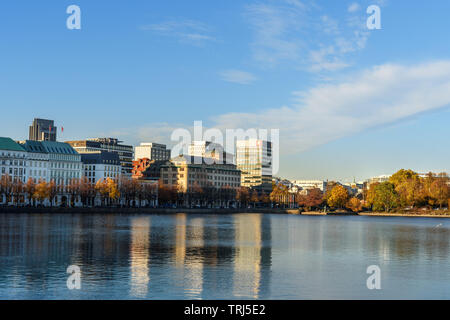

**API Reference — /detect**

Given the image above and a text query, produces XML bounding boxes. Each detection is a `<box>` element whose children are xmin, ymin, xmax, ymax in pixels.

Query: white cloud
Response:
<box><xmin>212</xmin><ymin>61</ymin><xmax>450</xmax><ymax>154</ymax></box>
<box><xmin>220</xmin><ymin>69</ymin><xmax>257</xmax><ymax>85</ymax></box>
<box><xmin>245</xmin><ymin>0</ymin><xmax>372</xmax><ymax>72</ymax></box>
<box><xmin>140</xmin><ymin>19</ymin><xmax>215</xmax><ymax>45</ymax></box>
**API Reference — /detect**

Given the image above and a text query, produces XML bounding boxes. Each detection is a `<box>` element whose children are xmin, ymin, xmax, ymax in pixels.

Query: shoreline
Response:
<box><xmin>0</xmin><ymin>206</ymin><xmax>294</xmax><ymax>215</ymax></box>
<box><xmin>0</xmin><ymin>207</ymin><xmax>448</xmax><ymax>218</ymax></box>
<box><xmin>358</xmin><ymin>212</ymin><xmax>450</xmax><ymax>218</ymax></box>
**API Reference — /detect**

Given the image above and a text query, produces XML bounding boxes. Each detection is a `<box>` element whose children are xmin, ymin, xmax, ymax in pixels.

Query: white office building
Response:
<box><xmin>81</xmin><ymin>151</ymin><xmax>122</xmax><ymax>184</ymax></box>
<box><xmin>236</xmin><ymin>139</ymin><xmax>272</xmax><ymax>192</ymax></box>
<box><xmin>134</xmin><ymin>142</ymin><xmax>171</xmax><ymax>161</ymax></box>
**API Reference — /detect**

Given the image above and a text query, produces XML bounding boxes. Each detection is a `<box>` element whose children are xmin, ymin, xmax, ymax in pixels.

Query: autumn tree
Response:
<box><xmin>346</xmin><ymin>197</ymin><xmax>363</xmax><ymax>213</ymax></box>
<box><xmin>0</xmin><ymin>174</ymin><xmax>12</xmax><ymax>204</ymax></box>
<box><xmin>298</xmin><ymin>188</ymin><xmax>324</xmax><ymax>210</ymax></box>
<box><xmin>389</xmin><ymin>169</ymin><xmax>425</xmax><ymax>208</ymax></box>
<box><xmin>236</xmin><ymin>187</ymin><xmax>250</xmax><ymax>208</ymax></box>
<box><xmin>95</xmin><ymin>179</ymin><xmax>109</xmax><ymax>206</ymax></box>
<box><xmin>428</xmin><ymin>173</ymin><xmax>449</xmax><ymax>209</ymax></box>
<box><xmin>48</xmin><ymin>180</ymin><xmax>58</xmax><ymax>207</ymax></box>
<box><xmin>24</xmin><ymin>178</ymin><xmax>36</xmax><ymax>206</ymax></box>
<box><xmin>33</xmin><ymin>180</ymin><xmax>50</xmax><ymax>205</ymax></box>
<box><xmin>327</xmin><ymin>185</ymin><xmax>349</xmax><ymax>209</ymax></box>
<box><xmin>79</xmin><ymin>177</ymin><xmax>95</xmax><ymax>207</ymax></box>
<box><xmin>260</xmin><ymin>191</ymin><xmax>270</xmax><ymax>206</ymax></box>
<box><xmin>107</xmin><ymin>178</ymin><xmax>120</xmax><ymax>205</ymax></box>
<box><xmin>11</xmin><ymin>179</ymin><xmax>24</xmax><ymax>205</ymax></box>
<box><xmin>251</xmin><ymin>190</ymin><xmax>259</xmax><ymax>206</ymax></box>
<box><xmin>67</xmin><ymin>178</ymin><xmax>81</xmax><ymax>207</ymax></box>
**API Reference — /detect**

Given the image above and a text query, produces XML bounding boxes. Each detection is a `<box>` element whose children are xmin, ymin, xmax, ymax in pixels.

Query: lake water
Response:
<box><xmin>0</xmin><ymin>213</ymin><xmax>449</xmax><ymax>300</ymax></box>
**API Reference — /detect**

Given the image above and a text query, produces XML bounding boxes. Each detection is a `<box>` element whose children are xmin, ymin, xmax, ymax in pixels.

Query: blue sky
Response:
<box><xmin>0</xmin><ymin>0</ymin><xmax>449</xmax><ymax>181</ymax></box>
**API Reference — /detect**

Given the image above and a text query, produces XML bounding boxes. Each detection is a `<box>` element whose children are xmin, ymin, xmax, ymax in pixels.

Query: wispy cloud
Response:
<box><xmin>140</xmin><ymin>19</ymin><xmax>215</xmax><ymax>45</ymax></box>
<box><xmin>245</xmin><ymin>0</ymin><xmax>377</xmax><ymax>72</ymax></box>
<box><xmin>219</xmin><ymin>69</ymin><xmax>257</xmax><ymax>85</ymax></box>
<box><xmin>212</xmin><ymin>60</ymin><xmax>450</xmax><ymax>154</ymax></box>
<box><xmin>348</xmin><ymin>3</ymin><xmax>361</xmax><ymax>13</ymax></box>
<box><xmin>114</xmin><ymin>61</ymin><xmax>450</xmax><ymax>158</ymax></box>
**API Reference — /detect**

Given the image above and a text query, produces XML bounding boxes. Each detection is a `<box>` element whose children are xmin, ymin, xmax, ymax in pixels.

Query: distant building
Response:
<box><xmin>29</xmin><ymin>118</ymin><xmax>57</xmax><ymax>142</ymax></box>
<box><xmin>66</xmin><ymin>138</ymin><xmax>134</xmax><ymax>177</ymax></box>
<box><xmin>236</xmin><ymin>139</ymin><xmax>272</xmax><ymax>193</ymax></box>
<box><xmin>292</xmin><ymin>180</ymin><xmax>327</xmax><ymax>192</ymax></box>
<box><xmin>134</xmin><ymin>143</ymin><xmax>171</xmax><ymax>161</ymax></box>
<box><xmin>80</xmin><ymin>151</ymin><xmax>121</xmax><ymax>184</ymax></box>
<box><xmin>366</xmin><ymin>175</ymin><xmax>391</xmax><ymax>189</ymax></box>
<box><xmin>188</xmin><ymin>141</ymin><xmax>234</xmax><ymax>164</ymax></box>
<box><xmin>0</xmin><ymin>137</ymin><xmax>27</xmax><ymax>183</ymax></box>
<box><xmin>132</xmin><ymin>158</ymin><xmax>170</xmax><ymax>182</ymax></box>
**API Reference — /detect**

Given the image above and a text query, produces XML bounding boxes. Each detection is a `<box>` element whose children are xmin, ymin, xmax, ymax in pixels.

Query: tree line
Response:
<box><xmin>0</xmin><ymin>175</ymin><xmax>157</xmax><ymax>208</ymax></box>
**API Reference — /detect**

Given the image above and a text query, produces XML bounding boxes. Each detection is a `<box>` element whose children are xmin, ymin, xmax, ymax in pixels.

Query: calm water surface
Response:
<box><xmin>0</xmin><ymin>213</ymin><xmax>449</xmax><ymax>300</ymax></box>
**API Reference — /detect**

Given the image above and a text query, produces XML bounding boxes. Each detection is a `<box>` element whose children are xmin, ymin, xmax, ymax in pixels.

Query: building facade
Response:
<box><xmin>292</xmin><ymin>180</ymin><xmax>327</xmax><ymax>192</ymax></box>
<box><xmin>0</xmin><ymin>137</ymin><xmax>27</xmax><ymax>183</ymax></box>
<box><xmin>134</xmin><ymin>143</ymin><xmax>171</xmax><ymax>161</ymax></box>
<box><xmin>80</xmin><ymin>151</ymin><xmax>121</xmax><ymax>184</ymax></box>
<box><xmin>66</xmin><ymin>138</ymin><xmax>134</xmax><ymax>177</ymax></box>
<box><xmin>29</xmin><ymin>118</ymin><xmax>57</xmax><ymax>142</ymax></box>
<box><xmin>39</xmin><ymin>141</ymin><xmax>82</xmax><ymax>186</ymax></box>
<box><xmin>236</xmin><ymin>139</ymin><xmax>273</xmax><ymax>192</ymax></box>
<box><xmin>168</xmin><ymin>155</ymin><xmax>241</xmax><ymax>192</ymax></box>
<box><xmin>19</xmin><ymin>140</ymin><xmax>50</xmax><ymax>183</ymax></box>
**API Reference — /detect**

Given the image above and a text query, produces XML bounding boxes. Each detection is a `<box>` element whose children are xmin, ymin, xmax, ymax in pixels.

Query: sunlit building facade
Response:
<box><xmin>236</xmin><ymin>139</ymin><xmax>273</xmax><ymax>193</ymax></box>
<box><xmin>134</xmin><ymin>142</ymin><xmax>171</xmax><ymax>162</ymax></box>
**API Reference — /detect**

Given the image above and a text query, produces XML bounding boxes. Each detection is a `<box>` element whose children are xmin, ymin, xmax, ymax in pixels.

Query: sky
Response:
<box><xmin>0</xmin><ymin>0</ymin><xmax>449</xmax><ymax>182</ymax></box>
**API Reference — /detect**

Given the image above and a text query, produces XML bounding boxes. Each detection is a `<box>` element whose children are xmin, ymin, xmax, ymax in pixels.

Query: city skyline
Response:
<box><xmin>1</xmin><ymin>1</ymin><xmax>449</xmax><ymax>181</ymax></box>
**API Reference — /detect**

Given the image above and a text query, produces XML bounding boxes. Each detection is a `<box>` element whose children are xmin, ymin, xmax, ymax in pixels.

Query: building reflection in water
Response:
<box><xmin>182</xmin><ymin>217</ymin><xmax>205</xmax><ymax>299</ymax></box>
<box><xmin>174</xmin><ymin>214</ymin><xmax>187</xmax><ymax>267</ymax></box>
<box><xmin>129</xmin><ymin>217</ymin><xmax>151</xmax><ymax>298</ymax></box>
<box><xmin>233</xmin><ymin>214</ymin><xmax>262</xmax><ymax>299</ymax></box>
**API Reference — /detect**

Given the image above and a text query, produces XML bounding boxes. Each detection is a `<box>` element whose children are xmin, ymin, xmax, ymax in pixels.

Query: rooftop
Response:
<box><xmin>0</xmin><ymin>137</ymin><xmax>26</xmax><ymax>152</ymax></box>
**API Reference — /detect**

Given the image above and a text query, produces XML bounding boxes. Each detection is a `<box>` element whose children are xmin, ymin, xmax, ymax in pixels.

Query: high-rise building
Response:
<box><xmin>188</xmin><ymin>141</ymin><xmax>234</xmax><ymax>164</ymax></box>
<box><xmin>66</xmin><ymin>138</ymin><xmax>134</xmax><ymax>177</ymax></box>
<box><xmin>236</xmin><ymin>139</ymin><xmax>273</xmax><ymax>192</ymax></box>
<box><xmin>29</xmin><ymin>118</ymin><xmax>57</xmax><ymax>142</ymax></box>
<box><xmin>134</xmin><ymin>143</ymin><xmax>171</xmax><ymax>161</ymax></box>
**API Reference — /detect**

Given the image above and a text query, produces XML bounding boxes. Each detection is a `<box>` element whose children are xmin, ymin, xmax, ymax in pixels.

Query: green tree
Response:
<box><xmin>372</xmin><ymin>182</ymin><xmax>399</xmax><ymax>212</ymax></box>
